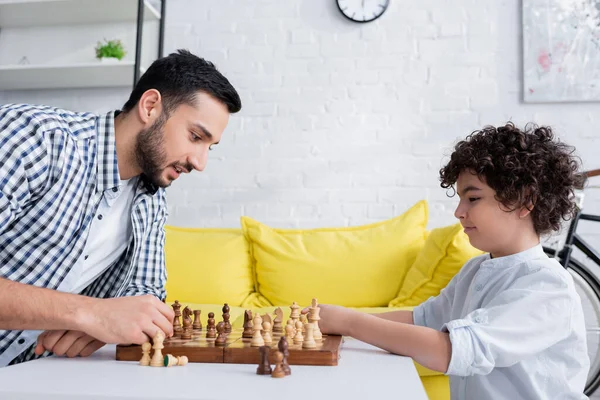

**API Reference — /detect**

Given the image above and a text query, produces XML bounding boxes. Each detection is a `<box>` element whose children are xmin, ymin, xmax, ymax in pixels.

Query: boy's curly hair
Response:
<box><xmin>439</xmin><ymin>122</ymin><xmax>583</xmax><ymax>235</ymax></box>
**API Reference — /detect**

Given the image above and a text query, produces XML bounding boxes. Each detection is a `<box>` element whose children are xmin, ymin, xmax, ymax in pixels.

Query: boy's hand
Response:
<box><xmin>301</xmin><ymin>304</ymin><xmax>357</xmax><ymax>336</ymax></box>
<box><xmin>35</xmin><ymin>330</ymin><xmax>105</xmax><ymax>357</ymax></box>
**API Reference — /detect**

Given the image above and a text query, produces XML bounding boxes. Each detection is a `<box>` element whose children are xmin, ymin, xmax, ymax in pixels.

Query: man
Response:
<box><xmin>0</xmin><ymin>49</ymin><xmax>242</xmax><ymax>366</ymax></box>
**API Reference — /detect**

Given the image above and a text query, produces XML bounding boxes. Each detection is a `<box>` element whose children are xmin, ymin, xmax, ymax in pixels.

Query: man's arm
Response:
<box><xmin>122</xmin><ymin>188</ymin><xmax>168</xmax><ymax>299</ymax></box>
<box><xmin>0</xmin><ymin>277</ymin><xmax>174</xmax><ymax>345</ymax></box>
<box><xmin>0</xmin><ymin>277</ymin><xmax>85</xmax><ymax>331</ymax></box>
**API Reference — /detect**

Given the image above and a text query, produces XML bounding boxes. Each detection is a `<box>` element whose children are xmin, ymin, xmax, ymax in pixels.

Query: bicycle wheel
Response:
<box><xmin>544</xmin><ymin>247</ymin><xmax>600</xmax><ymax>395</ymax></box>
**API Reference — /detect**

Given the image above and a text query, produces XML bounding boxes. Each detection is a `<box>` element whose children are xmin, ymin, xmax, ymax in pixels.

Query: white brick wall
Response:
<box><xmin>2</xmin><ymin>0</ymin><xmax>600</xmax><ymax>235</ymax></box>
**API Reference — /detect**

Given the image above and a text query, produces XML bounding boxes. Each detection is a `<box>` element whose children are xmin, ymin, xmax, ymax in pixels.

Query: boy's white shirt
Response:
<box><xmin>413</xmin><ymin>243</ymin><xmax>590</xmax><ymax>400</ymax></box>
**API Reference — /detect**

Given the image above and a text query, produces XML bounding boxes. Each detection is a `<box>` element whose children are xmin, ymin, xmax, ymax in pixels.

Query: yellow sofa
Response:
<box><xmin>164</xmin><ymin>200</ymin><xmax>481</xmax><ymax>400</ymax></box>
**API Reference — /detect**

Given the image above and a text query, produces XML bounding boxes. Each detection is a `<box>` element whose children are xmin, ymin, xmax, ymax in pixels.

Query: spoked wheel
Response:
<box><xmin>568</xmin><ymin>259</ymin><xmax>600</xmax><ymax>396</ymax></box>
<box><xmin>544</xmin><ymin>247</ymin><xmax>600</xmax><ymax>396</ymax></box>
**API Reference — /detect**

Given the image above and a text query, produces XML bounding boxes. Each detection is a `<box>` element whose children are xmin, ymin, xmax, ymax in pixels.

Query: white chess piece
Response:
<box><xmin>262</xmin><ymin>321</ymin><xmax>273</xmax><ymax>344</ymax></box>
<box><xmin>303</xmin><ymin>323</ymin><xmax>317</xmax><ymax>349</ymax></box>
<box><xmin>150</xmin><ymin>332</ymin><xmax>165</xmax><ymax>367</ymax></box>
<box><xmin>251</xmin><ymin>313</ymin><xmax>265</xmax><ymax>347</ymax></box>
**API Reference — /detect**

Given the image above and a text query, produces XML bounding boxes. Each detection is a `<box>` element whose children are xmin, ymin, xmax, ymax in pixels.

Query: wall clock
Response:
<box><xmin>336</xmin><ymin>0</ymin><xmax>390</xmax><ymax>23</ymax></box>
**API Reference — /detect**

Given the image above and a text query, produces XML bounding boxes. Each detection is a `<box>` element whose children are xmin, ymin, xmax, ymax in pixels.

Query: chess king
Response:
<box><xmin>0</xmin><ymin>50</ymin><xmax>242</xmax><ymax>366</ymax></box>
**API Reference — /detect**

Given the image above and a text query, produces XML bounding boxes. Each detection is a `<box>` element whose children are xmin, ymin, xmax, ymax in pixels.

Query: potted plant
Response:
<box><xmin>95</xmin><ymin>39</ymin><xmax>126</xmax><ymax>62</ymax></box>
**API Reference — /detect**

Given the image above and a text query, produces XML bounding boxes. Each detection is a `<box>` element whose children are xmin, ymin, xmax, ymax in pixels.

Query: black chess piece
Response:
<box><xmin>256</xmin><ymin>346</ymin><xmax>272</xmax><ymax>375</ymax></box>
<box><xmin>278</xmin><ymin>336</ymin><xmax>291</xmax><ymax>375</ymax></box>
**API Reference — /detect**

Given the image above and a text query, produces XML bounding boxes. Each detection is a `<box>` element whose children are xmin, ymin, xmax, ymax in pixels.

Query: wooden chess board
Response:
<box><xmin>115</xmin><ymin>328</ymin><xmax>343</xmax><ymax>366</ymax></box>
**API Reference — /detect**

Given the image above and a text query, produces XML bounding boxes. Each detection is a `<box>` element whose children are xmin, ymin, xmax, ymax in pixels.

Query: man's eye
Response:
<box><xmin>469</xmin><ymin>197</ymin><xmax>480</xmax><ymax>202</ymax></box>
<box><xmin>209</xmin><ymin>144</ymin><xmax>214</xmax><ymax>151</ymax></box>
<box><xmin>191</xmin><ymin>132</ymin><xmax>201</xmax><ymax>141</ymax></box>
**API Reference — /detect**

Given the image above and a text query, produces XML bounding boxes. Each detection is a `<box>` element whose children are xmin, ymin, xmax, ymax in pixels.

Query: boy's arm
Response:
<box><xmin>371</xmin><ymin>310</ymin><xmax>414</xmax><ymax>324</ymax></box>
<box><xmin>315</xmin><ymin>304</ymin><xmax>450</xmax><ymax>373</ymax></box>
<box><xmin>351</xmin><ymin>312</ymin><xmax>451</xmax><ymax>373</ymax></box>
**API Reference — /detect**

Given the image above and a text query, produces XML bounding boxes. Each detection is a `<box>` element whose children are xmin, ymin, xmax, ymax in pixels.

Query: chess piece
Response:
<box><xmin>181</xmin><ymin>306</ymin><xmax>193</xmax><ymax>340</ymax></box>
<box><xmin>308</xmin><ymin>298</ymin><xmax>322</xmax><ymax>341</ymax></box>
<box><xmin>193</xmin><ymin>310</ymin><xmax>202</xmax><ymax>330</ymax></box>
<box><xmin>251</xmin><ymin>313</ymin><xmax>265</xmax><ymax>347</ymax></box>
<box><xmin>271</xmin><ymin>351</ymin><xmax>286</xmax><ymax>378</ymax></box>
<box><xmin>277</xmin><ymin>336</ymin><xmax>291</xmax><ymax>376</ymax></box>
<box><xmin>215</xmin><ymin>321</ymin><xmax>227</xmax><ymax>346</ymax></box>
<box><xmin>300</xmin><ymin>313</ymin><xmax>308</xmax><ymax>325</ymax></box>
<box><xmin>206</xmin><ymin>312</ymin><xmax>216</xmax><ymax>338</ymax></box>
<box><xmin>164</xmin><ymin>354</ymin><xmax>188</xmax><ymax>367</ymax></box>
<box><xmin>289</xmin><ymin>301</ymin><xmax>300</xmax><ymax>323</ymax></box>
<box><xmin>171</xmin><ymin>300</ymin><xmax>182</xmax><ymax>336</ymax></box>
<box><xmin>285</xmin><ymin>320</ymin><xmax>295</xmax><ymax>342</ymax></box>
<box><xmin>150</xmin><ymin>332</ymin><xmax>165</xmax><ymax>367</ymax></box>
<box><xmin>303</xmin><ymin>323</ymin><xmax>317</xmax><ymax>349</ymax></box>
<box><xmin>262</xmin><ymin>321</ymin><xmax>273</xmax><ymax>344</ymax></box>
<box><xmin>242</xmin><ymin>310</ymin><xmax>253</xmax><ymax>339</ymax></box>
<box><xmin>139</xmin><ymin>342</ymin><xmax>151</xmax><ymax>366</ymax></box>
<box><xmin>256</xmin><ymin>346</ymin><xmax>272</xmax><ymax>375</ymax></box>
<box><xmin>273</xmin><ymin>307</ymin><xmax>284</xmax><ymax>333</ymax></box>
<box><xmin>222</xmin><ymin>303</ymin><xmax>232</xmax><ymax>333</ymax></box>
<box><xmin>293</xmin><ymin>320</ymin><xmax>304</xmax><ymax>345</ymax></box>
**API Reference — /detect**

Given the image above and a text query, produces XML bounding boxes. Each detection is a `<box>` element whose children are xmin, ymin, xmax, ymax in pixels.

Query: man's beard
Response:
<box><xmin>134</xmin><ymin>113</ymin><xmax>169</xmax><ymax>188</ymax></box>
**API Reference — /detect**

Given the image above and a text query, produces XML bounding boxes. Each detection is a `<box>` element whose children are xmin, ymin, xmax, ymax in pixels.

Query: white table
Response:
<box><xmin>0</xmin><ymin>338</ymin><xmax>428</xmax><ymax>400</ymax></box>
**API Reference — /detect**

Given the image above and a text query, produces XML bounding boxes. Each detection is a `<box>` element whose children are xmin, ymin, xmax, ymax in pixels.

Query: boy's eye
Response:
<box><xmin>469</xmin><ymin>197</ymin><xmax>480</xmax><ymax>202</ymax></box>
<box><xmin>209</xmin><ymin>144</ymin><xmax>214</xmax><ymax>151</ymax></box>
<box><xmin>190</xmin><ymin>132</ymin><xmax>201</xmax><ymax>142</ymax></box>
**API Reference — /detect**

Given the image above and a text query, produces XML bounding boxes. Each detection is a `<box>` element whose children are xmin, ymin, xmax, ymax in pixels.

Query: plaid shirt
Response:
<box><xmin>0</xmin><ymin>103</ymin><xmax>168</xmax><ymax>366</ymax></box>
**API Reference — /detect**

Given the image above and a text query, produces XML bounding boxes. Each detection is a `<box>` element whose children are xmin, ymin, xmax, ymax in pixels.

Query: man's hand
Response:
<box><xmin>35</xmin><ymin>330</ymin><xmax>105</xmax><ymax>357</ymax></box>
<box><xmin>77</xmin><ymin>295</ymin><xmax>174</xmax><ymax>345</ymax></box>
<box><xmin>301</xmin><ymin>304</ymin><xmax>358</xmax><ymax>336</ymax></box>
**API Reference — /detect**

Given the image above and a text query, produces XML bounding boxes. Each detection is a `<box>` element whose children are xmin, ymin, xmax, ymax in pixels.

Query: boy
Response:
<box><xmin>310</xmin><ymin>123</ymin><xmax>589</xmax><ymax>399</ymax></box>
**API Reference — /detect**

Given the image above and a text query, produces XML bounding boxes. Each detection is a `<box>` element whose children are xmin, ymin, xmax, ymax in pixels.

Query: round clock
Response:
<box><xmin>336</xmin><ymin>0</ymin><xmax>390</xmax><ymax>23</ymax></box>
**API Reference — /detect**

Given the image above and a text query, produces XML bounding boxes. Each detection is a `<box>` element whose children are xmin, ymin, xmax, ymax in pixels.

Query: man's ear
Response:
<box><xmin>137</xmin><ymin>89</ymin><xmax>162</xmax><ymax>124</ymax></box>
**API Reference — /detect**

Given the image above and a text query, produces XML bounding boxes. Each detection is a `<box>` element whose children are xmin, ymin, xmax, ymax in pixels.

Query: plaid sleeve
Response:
<box><xmin>0</xmin><ymin>107</ymin><xmax>49</xmax><ymax>236</ymax></box>
<box><xmin>122</xmin><ymin>188</ymin><xmax>168</xmax><ymax>300</ymax></box>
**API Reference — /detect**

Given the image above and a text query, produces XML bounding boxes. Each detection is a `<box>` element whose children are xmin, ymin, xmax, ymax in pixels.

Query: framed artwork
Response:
<box><xmin>523</xmin><ymin>0</ymin><xmax>600</xmax><ymax>102</ymax></box>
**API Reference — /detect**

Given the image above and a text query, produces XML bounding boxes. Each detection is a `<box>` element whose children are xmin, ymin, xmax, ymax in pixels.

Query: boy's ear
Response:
<box><xmin>519</xmin><ymin>206</ymin><xmax>532</xmax><ymax>218</ymax></box>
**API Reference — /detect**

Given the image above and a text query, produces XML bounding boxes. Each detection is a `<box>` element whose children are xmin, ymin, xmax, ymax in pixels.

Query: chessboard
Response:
<box><xmin>115</xmin><ymin>299</ymin><xmax>343</xmax><ymax>366</ymax></box>
<box><xmin>116</xmin><ymin>328</ymin><xmax>343</xmax><ymax>366</ymax></box>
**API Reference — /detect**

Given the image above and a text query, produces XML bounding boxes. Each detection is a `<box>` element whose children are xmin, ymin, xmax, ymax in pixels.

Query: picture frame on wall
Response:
<box><xmin>523</xmin><ymin>0</ymin><xmax>600</xmax><ymax>103</ymax></box>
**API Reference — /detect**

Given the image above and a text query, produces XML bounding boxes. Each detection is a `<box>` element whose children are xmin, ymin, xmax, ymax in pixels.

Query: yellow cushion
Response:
<box><xmin>241</xmin><ymin>201</ymin><xmax>429</xmax><ymax>308</ymax></box>
<box><xmin>164</xmin><ymin>226</ymin><xmax>256</xmax><ymax>306</ymax></box>
<box><xmin>389</xmin><ymin>223</ymin><xmax>482</xmax><ymax>307</ymax></box>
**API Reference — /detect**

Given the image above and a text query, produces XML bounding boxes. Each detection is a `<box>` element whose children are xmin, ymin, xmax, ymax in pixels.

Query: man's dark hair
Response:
<box><xmin>439</xmin><ymin>122</ymin><xmax>583</xmax><ymax>235</ymax></box>
<box><xmin>122</xmin><ymin>49</ymin><xmax>241</xmax><ymax>115</ymax></box>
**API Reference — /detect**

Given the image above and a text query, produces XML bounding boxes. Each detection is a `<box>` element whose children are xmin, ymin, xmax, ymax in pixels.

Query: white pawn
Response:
<box><xmin>150</xmin><ymin>332</ymin><xmax>165</xmax><ymax>367</ymax></box>
<box><xmin>285</xmin><ymin>320</ymin><xmax>295</xmax><ymax>342</ymax></box>
<box><xmin>251</xmin><ymin>313</ymin><xmax>265</xmax><ymax>347</ymax></box>
<box><xmin>139</xmin><ymin>342</ymin><xmax>151</xmax><ymax>366</ymax></box>
<box><xmin>303</xmin><ymin>323</ymin><xmax>317</xmax><ymax>349</ymax></box>
<box><xmin>262</xmin><ymin>321</ymin><xmax>273</xmax><ymax>344</ymax></box>
<box><xmin>293</xmin><ymin>320</ymin><xmax>304</xmax><ymax>345</ymax></box>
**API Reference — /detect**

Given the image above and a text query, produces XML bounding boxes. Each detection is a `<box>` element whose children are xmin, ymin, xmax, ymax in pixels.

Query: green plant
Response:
<box><xmin>95</xmin><ymin>39</ymin><xmax>126</xmax><ymax>60</ymax></box>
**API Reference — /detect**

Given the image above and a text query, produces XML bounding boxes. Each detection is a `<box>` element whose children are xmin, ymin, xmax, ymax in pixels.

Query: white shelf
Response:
<box><xmin>0</xmin><ymin>62</ymin><xmax>143</xmax><ymax>90</ymax></box>
<box><xmin>0</xmin><ymin>0</ymin><xmax>160</xmax><ymax>28</ymax></box>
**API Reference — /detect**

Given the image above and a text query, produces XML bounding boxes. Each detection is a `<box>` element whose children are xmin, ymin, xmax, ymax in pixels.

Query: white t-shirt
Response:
<box><xmin>71</xmin><ymin>177</ymin><xmax>138</xmax><ymax>294</ymax></box>
<box><xmin>413</xmin><ymin>244</ymin><xmax>589</xmax><ymax>400</ymax></box>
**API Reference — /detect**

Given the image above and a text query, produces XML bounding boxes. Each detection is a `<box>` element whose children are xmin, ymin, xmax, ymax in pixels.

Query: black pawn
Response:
<box><xmin>278</xmin><ymin>336</ymin><xmax>291</xmax><ymax>375</ymax></box>
<box><xmin>256</xmin><ymin>346</ymin><xmax>272</xmax><ymax>375</ymax></box>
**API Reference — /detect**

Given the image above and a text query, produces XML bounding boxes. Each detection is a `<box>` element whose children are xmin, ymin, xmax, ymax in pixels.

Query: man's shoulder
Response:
<box><xmin>0</xmin><ymin>103</ymin><xmax>98</xmax><ymax>140</ymax></box>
